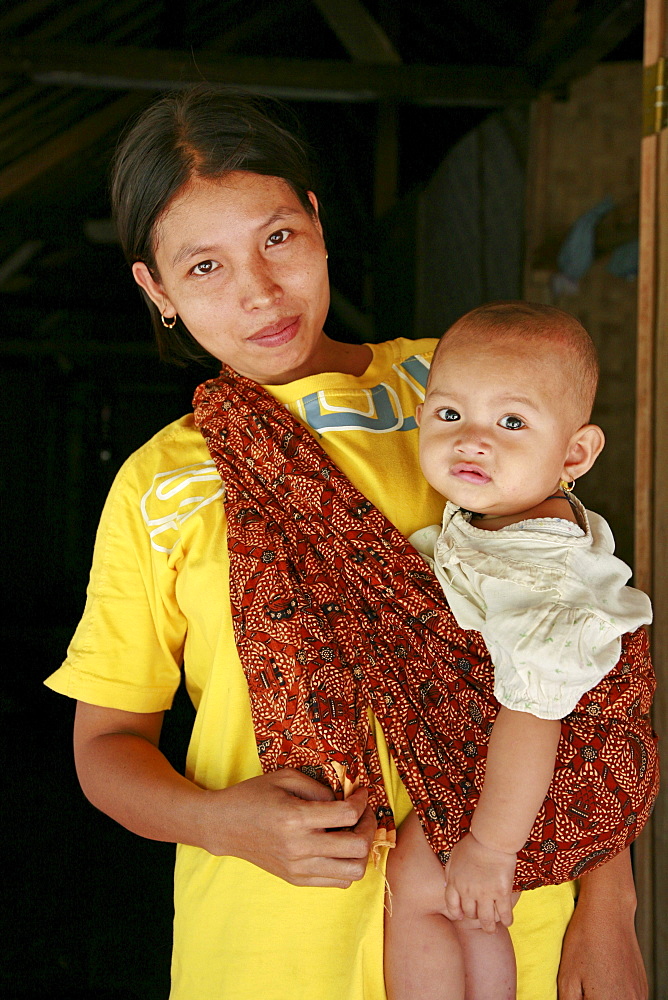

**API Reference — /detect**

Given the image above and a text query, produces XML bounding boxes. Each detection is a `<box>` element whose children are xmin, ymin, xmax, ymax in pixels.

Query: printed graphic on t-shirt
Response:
<box><xmin>141</xmin><ymin>461</ymin><xmax>224</xmax><ymax>553</ymax></box>
<box><xmin>291</xmin><ymin>356</ymin><xmax>430</xmax><ymax>434</ymax></box>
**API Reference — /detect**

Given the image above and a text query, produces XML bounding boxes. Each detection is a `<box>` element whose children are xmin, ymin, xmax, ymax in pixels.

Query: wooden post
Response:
<box><xmin>374</xmin><ymin>99</ymin><xmax>399</xmax><ymax>219</ymax></box>
<box><xmin>522</xmin><ymin>93</ymin><xmax>553</xmax><ymax>302</ymax></box>
<box><xmin>636</xmin><ymin>0</ymin><xmax>668</xmax><ymax>994</ymax></box>
<box><xmin>373</xmin><ymin>0</ymin><xmax>400</xmax><ymax>220</ymax></box>
<box><xmin>370</xmin><ymin>1</ymin><xmax>400</xmax><ymax>329</ymax></box>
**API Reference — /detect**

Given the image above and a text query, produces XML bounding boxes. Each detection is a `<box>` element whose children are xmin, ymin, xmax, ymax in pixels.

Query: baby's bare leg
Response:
<box><xmin>385</xmin><ymin>811</ymin><xmax>517</xmax><ymax>1000</ymax></box>
<box><xmin>455</xmin><ymin>907</ymin><xmax>518</xmax><ymax>1000</ymax></box>
<box><xmin>385</xmin><ymin>810</ymin><xmax>465</xmax><ymax>1000</ymax></box>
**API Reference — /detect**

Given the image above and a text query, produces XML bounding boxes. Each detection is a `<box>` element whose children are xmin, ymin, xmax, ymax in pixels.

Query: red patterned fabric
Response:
<box><xmin>193</xmin><ymin>367</ymin><xmax>659</xmax><ymax>889</ymax></box>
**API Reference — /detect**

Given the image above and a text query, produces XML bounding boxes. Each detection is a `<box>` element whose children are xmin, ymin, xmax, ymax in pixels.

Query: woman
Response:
<box><xmin>46</xmin><ymin>87</ymin><xmax>647</xmax><ymax>1000</ymax></box>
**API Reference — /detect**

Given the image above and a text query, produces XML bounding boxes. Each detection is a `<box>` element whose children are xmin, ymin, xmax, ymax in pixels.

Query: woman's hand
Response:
<box><xmin>443</xmin><ymin>832</ymin><xmax>516</xmax><ymax>933</ymax></box>
<box><xmin>74</xmin><ymin>702</ymin><xmax>376</xmax><ymax>889</ymax></box>
<box><xmin>557</xmin><ymin>849</ymin><xmax>647</xmax><ymax>999</ymax></box>
<box><xmin>201</xmin><ymin>769</ymin><xmax>377</xmax><ymax>887</ymax></box>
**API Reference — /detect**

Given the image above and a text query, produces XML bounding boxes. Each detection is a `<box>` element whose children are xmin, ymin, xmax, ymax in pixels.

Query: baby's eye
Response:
<box><xmin>436</xmin><ymin>408</ymin><xmax>460</xmax><ymax>422</ymax></box>
<box><xmin>499</xmin><ymin>414</ymin><xmax>524</xmax><ymax>430</ymax></box>
<box><xmin>266</xmin><ymin>229</ymin><xmax>291</xmax><ymax>246</ymax></box>
<box><xmin>191</xmin><ymin>260</ymin><xmax>220</xmax><ymax>276</ymax></box>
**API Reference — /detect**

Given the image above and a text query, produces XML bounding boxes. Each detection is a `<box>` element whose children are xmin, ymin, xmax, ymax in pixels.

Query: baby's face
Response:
<box><xmin>417</xmin><ymin>336</ymin><xmax>578</xmax><ymax>516</ymax></box>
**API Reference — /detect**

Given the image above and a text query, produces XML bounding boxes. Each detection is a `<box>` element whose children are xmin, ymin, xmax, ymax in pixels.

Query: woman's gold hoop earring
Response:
<box><xmin>560</xmin><ymin>479</ymin><xmax>576</xmax><ymax>493</ymax></box>
<box><xmin>161</xmin><ymin>312</ymin><xmax>177</xmax><ymax>329</ymax></box>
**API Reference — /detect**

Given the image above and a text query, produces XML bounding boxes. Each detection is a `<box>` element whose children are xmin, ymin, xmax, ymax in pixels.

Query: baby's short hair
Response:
<box><xmin>432</xmin><ymin>301</ymin><xmax>599</xmax><ymax>424</ymax></box>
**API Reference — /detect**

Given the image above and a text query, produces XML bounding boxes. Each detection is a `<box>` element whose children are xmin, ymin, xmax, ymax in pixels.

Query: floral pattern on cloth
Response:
<box><xmin>193</xmin><ymin>368</ymin><xmax>659</xmax><ymax>889</ymax></box>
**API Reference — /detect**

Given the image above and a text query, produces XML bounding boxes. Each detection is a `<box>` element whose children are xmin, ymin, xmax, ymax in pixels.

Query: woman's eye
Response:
<box><xmin>499</xmin><ymin>414</ymin><xmax>524</xmax><ymax>430</ymax></box>
<box><xmin>266</xmin><ymin>229</ymin><xmax>291</xmax><ymax>246</ymax></box>
<box><xmin>436</xmin><ymin>408</ymin><xmax>460</xmax><ymax>422</ymax></box>
<box><xmin>191</xmin><ymin>260</ymin><xmax>219</xmax><ymax>276</ymax></box>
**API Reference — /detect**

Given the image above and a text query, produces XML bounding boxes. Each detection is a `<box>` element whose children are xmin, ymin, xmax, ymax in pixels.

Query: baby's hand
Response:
<box><xmin>443</xmin><ymin>832</ymin><xmax>517</xmax><ymax>934</ymax></box>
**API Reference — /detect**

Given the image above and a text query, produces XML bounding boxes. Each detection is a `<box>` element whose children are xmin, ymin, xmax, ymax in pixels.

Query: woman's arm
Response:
<box><xmin>443</xmin><ymin>707</ymin><xmax>561</xmax><ymax>931</ymax></box>
<box><xmin>557</xmin><ymin>847</ymin><xmax>647</xmax><ymax>1000</ymax></box>
<box><xmin>74</xmin><ymin>701</ymin><xmax>377</xmax><ymax>888</ymax></box>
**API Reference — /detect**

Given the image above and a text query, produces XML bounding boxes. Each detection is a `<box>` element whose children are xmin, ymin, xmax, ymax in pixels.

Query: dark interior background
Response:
<box><xmin>1</xmin><ymin>2</ymin><xmax>644</xmax><ymax>996</ymax></box>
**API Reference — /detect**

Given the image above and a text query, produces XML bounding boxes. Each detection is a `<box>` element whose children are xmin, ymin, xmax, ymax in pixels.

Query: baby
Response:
<box><xmin>384</xmin><ymin>302</ymin><xmax>655</xmax><ymax>1000</ymax></box>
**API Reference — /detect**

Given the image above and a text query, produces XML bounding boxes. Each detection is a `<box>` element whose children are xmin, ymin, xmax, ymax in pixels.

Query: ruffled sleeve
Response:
<box><xmin>428</xmin><ymin>502</ymin><xmax>652</xmax><ymax>720</ymax></box>
<box><xmin>482</xmin><ymin>597</ymin><xmax>639</xmax><ymax>719</ymax></box>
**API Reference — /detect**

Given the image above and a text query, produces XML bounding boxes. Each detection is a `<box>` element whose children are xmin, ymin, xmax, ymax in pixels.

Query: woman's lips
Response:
<box><xmin>248</xmin><ymin>315</ymin><xmax>300</xmax><ymax>346</ymax></box>
<box><xmin>450</xmin><ymin>463</ymin><xmax>491</xmax><ymax>485</ymax></box>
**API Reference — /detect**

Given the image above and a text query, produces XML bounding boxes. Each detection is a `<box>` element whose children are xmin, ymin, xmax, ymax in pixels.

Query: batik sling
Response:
<box><xmin>193</xmin><ymin>367</ymin><xmax>658</xmax><ymax>889</ymax></box>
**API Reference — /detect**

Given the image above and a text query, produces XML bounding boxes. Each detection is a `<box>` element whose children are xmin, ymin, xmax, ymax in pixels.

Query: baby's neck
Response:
<box><xmin>468</xmin><ymin>491</ymin><xmax>580</xmax><ymax>532</ymax></box>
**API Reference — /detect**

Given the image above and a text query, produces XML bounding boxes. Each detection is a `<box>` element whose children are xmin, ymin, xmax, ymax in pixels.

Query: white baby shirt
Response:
<box><xmin>409</xmin><ymin>499</ymin><xmax>652</xmax><ymax>720</ymax></box>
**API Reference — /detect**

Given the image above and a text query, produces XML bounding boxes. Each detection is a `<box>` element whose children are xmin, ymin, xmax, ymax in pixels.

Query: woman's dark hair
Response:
<box><xmin>111</xmin><ymin>86</ymin><xmax>316</xmax><ymax>364</ymax></box>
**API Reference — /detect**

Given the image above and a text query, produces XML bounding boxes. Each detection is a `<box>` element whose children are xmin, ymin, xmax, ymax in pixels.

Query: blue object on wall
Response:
<box><xmin>556</xmin><ymin>196</ymin><xmax>615</xmax><ymax>280</ymax></box>
<box><xmin>606</xmin><ymin>240</ymin><xmax>639</xmax><ymax>280</ymax></box>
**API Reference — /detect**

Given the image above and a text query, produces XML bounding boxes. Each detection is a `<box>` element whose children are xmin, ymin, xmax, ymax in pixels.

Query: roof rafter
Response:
<box><xmin>1</xmin><ymin>41</ymin><xmax>537</xmax><ymax>105</ymax></box>
<box><xmin>203</xmin><ymin>0</ymin><xmax>306</xmax><ymax>54</ymax></box>
<box><xmin>529</xmin><ymin>0</ymin><xmax>644</xmax><ymax>91</ymax></box>
<box><xmin>310</xmin><ymin>0</ymin><xmax>401</xmax><ymax>64</ymax></box>
<box><xmin>526</xmin><ymin>0</ymin><xmax>580</xmax><ymax>65</ymax></box>
<box><xmin>0</xmin><ymin>91</ymin><xmax>147</xmax><ymax>199</ymax></box>
<box><xmin>445</xmin><ymin>0</ymin><xmax>523</xmax><ymax>58</ymax></box>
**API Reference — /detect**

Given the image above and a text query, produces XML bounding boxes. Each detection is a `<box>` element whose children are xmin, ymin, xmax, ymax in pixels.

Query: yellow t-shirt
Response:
<box><xmin>46</xmin><ymin>337</ymin><xmax>574</xmax><ymax>1000</ymax></box>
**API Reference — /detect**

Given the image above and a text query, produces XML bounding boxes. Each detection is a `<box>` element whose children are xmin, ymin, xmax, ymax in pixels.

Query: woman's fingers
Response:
<box><xmin>209</xmin><ymin>771</ymin><xmax>377</xmax><ymax>886</ymax></box>
<box><xmin>273</xmin><ymin>767</ymin><xmax>338</xmax><ymax>800</ymax></box>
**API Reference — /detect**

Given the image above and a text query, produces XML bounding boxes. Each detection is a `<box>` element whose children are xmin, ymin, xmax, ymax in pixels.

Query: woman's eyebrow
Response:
<box><xmin>170</xmin><ymin>208</ymin><xmax>303</xmax><ymax>267</ymax></box>
<box><xmin>262</xmin><ymin>207</ymin><xmax>302</xmax><ymax>228</ymax></box>
<box><xmin>171</xmin><ymin>244</ymin><xmax>219</xmax><ymax>267</ymax></box>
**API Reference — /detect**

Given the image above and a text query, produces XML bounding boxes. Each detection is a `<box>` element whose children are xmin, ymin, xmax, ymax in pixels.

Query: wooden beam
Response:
<box><xmin>530</xmin><ymin>0</ymin><xmax>644</xmax><ymax>91</ymax></box>
<box><xmin>310</xmin><ymin>0</ymin><xmax>401</xmax><ymax>64</ymax></box>
<box><xmin>0</xmin><ymin>41</ymin><xmax>537</xmax><ymax>106</ymax></box>
<box><xmin>0</xmin><ymin>92</ymin><xmax>147</xmax><ymax>199</ymax></box>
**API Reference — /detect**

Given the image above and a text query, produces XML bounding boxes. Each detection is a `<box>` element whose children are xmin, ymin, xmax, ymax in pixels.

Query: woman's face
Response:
<box><xmin>133</xmin><ymin>172</ymin><xmax>332</xmax><ymax>384</ymax></box>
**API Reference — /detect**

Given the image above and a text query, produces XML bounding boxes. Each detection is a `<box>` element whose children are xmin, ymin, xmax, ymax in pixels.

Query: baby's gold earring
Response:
<box><xmin>560</xmin><ymin>479</ymin><xmax>575</xmax><ymax>493</ymax></box>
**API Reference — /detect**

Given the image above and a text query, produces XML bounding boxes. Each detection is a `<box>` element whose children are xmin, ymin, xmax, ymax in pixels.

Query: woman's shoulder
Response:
<box><xmin>120</xmin><ymin>413</ymin><xmax>212</xmax><ymax>481</ymax></box>
<box><xmin>373</xmin><ymin>336</ymin><xmax>438</xmax><ymax>368</ymax></box>
<box><xmin>109</xmin><ymin>414</ymin><xmax>218</xmax><ymax>515</ymax></box>
<box><xmin>344</xmin><ymin>336</ymin><xmax>437</xmax><ymax>395</ymax></box>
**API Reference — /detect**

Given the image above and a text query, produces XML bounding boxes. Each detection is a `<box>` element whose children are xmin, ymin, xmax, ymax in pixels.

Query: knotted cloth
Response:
<box><xmin>193</xmin><ymin>367</ymin><xmax>658</xmax><ymax>889</ymax></box>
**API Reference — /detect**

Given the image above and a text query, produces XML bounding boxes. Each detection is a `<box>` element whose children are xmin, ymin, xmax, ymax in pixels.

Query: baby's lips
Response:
<box><xmin>450</xmin><ymin>463</ymin><xmax>491</xmax><ymax>484</ymax></box>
